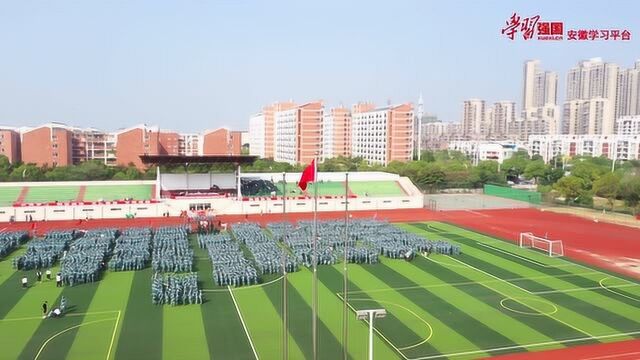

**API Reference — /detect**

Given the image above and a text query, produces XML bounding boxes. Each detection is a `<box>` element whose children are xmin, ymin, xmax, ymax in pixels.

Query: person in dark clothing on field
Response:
<box><xmin>36</xmin><ymin>270</ymin><xmax>42</xmax><ymax>282</ymax></box>
<box><xmin>42</xmin><ymin>301</ymin><xmax>48</xmax><ymax>319</ymax></box>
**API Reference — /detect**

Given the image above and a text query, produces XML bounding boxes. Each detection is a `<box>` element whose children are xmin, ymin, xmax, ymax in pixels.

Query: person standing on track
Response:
<box><xmin>46</xmin><ymin>269</ymin><xmax>52</xmax><ymax>281</ymax></box>
<box><xmin>36</xmin><ymin>270</ymin><xmax>42</xmax><ymax>282</ymax></box>
<box><xmin>42</xmin><ymin>301</ymin><xmax>48</xmax><ymax>319</ymax></box>
<box><xmin>21</xmin><ymin>275</ymin><xmax>28</xmax><ymax>288</ymax></box>
<box><xmin>55</xmin><ymin>273</ymin><xmax>62</xmax><ymax>287</ymax></box>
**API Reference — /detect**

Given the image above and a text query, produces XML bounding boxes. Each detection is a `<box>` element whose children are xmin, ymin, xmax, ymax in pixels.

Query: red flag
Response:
<box><xmin>298</xmin><ymin>159</ymin><xmax>316</xmax><ymax>191</ymax></box>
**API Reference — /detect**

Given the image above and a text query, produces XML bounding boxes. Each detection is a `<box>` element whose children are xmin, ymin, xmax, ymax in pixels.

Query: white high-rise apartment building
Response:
<box><xmin>351</xmin><ymin>102</ymin><xmax>413</xmax><ymax>165</ymax></box>
<box><xmin>248</xmin><ymin>113</ymin><xmax>266</xmax><ymax>158</ymax></box>
<box><xmin>274</xmin><ymin>108</ymin><xmax>298</xmax><ymax>164</ymax></box>
<box><xmin>491</xmin><ymin>101</ymin><xmax>515</xmax><ymax>138</ymax></box>
<box><xmin>322</xmin><ymin>112</ymin><xmax>335</xmax><ymax>161</ymax></box>
<box><xmin>616</xmin><ymin>60</ymin><xmax>640</xmax><ymax>123</ymax></box>
<box><xmin>522</xmin><ymin>60</ymin><xmax>559</xmax><ymax>137</ymax></box>
<box><xmin>563</xmin><ymin>58</ymin><xmax>619</xmax><ymax>135</ymax></box>
<box><xmin>462</xmin><ymin>99</ymin><xmax>486</xmax><ymax>138</ymax></box>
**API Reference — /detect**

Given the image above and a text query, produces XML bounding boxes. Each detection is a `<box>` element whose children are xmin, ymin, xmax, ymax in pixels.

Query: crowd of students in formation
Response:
<box><xmin>0</xmin><ymin>231</ymin><xmax>28</xmax><ymax>259</ymax></box>
<box><xmin>152</xmin><ymin>273</ymin><xmax>202</xmax><ymax>306</ymax></box>
<box><xmin>231</xmin><ymin>223</ymin><xmax>298</xmax><ymax>275</ymax></box>
<box><xmin>109</xmin><ymin>228</ymin><xmax>152</xmax><ymax>271</ymax></box>
<box><xmin>199</xmin><ymin>233</ymin><xmax>259</xmax><ymax>287</ymax></box>
<box><xmin>13</xmin><ymin>230</ymin><xmax>76</xmax><ymax>270</ymax></box>
<box><xmin>9</xmin><ymin>219</ymin><xmax>463</xmax><ymax>310</ymax></box>
<box><xmin>60</xmin><ymin>229</ymin><xmax>116</xmax><ymax>286</ymax></box>
<box><xmin>151</xmin><ymin>227</ymin><xmax>193</xmax><ymax>273</ymax></box>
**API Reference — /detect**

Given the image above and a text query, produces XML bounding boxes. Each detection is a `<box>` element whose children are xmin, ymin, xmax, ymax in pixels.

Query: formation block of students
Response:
<box><xmin>13</xmin><ymin>230</ymin><xmax>77</xmax><ymax>270</ymax></box>
<box><xmin>61</xmin><ymin>228</ymin><xmax>117</xmax><ymax>286</ymax></box>
<box><xmin>109</xmin><ymin>228</ymin><xmax>152</xmax><ymax>271</ymax></box>
<box><xmin>0</xmin><ymin>231</ymin><xmax>29</xmax><ymax>259</ymax></box>
<box><xmin>232</xmin><ymin>223</ymin><xmax>297</xmax><ymax>275</ymax></box>
<box><xmin>152</xmin><ymin>272</ymin><xmax>202</xmax><ymax>306</ymax></box>
<box><xmin>152</xmin><ymin>226</ymin><xmax>193</xmax><ymax>273</ymax></box>
<box><xmin>199</xmin><ymin>233</ymin><xmax>259</xmax><ymax>287</ymax></box>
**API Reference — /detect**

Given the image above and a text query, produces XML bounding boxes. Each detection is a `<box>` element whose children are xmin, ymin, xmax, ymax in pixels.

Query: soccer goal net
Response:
<box><xmin>519</xmin><ymin>232</ymin><xmax>564</xmax><ymax>257</ymax></box>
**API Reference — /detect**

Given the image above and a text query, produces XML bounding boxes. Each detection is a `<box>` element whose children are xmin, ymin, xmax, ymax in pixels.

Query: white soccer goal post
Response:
<box><xmin>519</xmin><ymin>232</ymin><xmax>564</xmax><ymax>257</ymax></box>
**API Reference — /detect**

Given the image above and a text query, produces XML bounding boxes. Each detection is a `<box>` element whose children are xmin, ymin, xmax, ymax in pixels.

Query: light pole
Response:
<box><xmin>356</xmin><ymin>308</ymin><xmax>387</xmax><ymax>360</ymax></box>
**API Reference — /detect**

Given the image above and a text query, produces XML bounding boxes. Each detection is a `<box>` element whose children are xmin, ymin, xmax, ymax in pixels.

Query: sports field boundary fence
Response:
<box><xmin>483</xmin><ymin>184</ymin><xmax>541</xmax><ymax>205</ymax></box>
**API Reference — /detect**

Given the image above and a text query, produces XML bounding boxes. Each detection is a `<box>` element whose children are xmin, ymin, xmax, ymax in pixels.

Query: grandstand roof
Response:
<box><xmin>139</xmin><ymin>155</ymin><xmax>258</xmax><ymax>165</ymax></box>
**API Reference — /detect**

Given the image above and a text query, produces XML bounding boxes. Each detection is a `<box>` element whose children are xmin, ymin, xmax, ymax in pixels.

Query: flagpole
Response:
<box><xmin>282</xmin><ymin>172</ymin><xmax>288</xmax><ymax>360</ymax></box>
<box><xmin>312</xmin><ymin>155</ymin><xmax>318</xmax><ymax>360</ymax></box>
<box><xmin>342</xmin><ymin>171</ymin><xmax>349</xmax><ymax>360</ymax></box>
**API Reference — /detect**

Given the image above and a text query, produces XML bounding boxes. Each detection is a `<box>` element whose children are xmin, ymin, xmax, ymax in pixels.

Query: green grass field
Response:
<box><xmin>83</xmin><ymin>185</ymin><xmax>153</xmax><ymax>201</ymax></box>
<box><xmin>23</xmin><ymin>187</ymin><xmax>80</xmax><ymax>203</ymax></box>
<box><xmin>273</xmin><ymin>180</ymin><xmax>406</xmax><ymax>198</ymax></box>
<box><xmin>0</xmin><ymin>222</ymin><xmax>639</xmax><ymax>359</ymax></box>
<box><xmin>0</xmin><ymin>186</ymin><xmax>22</xmax><ymax>206</ymax></box>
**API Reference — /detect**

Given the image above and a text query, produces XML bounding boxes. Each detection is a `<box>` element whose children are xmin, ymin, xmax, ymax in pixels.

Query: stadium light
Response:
<box><xmin>355</xmin><ymin>309</ymin><xmax>386</xmax><ymax>360</ymax></box>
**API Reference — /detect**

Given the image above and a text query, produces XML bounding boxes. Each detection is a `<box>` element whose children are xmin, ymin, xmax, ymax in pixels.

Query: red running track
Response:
<box><xmin>486</xmin><ymin>338</ymin><xmax>640</xmax><ymax>360</ymax></box>
<box><xmin>437</xmin><ymin>208</ymin><xmax>640</xmax><ymax>280</ymax></box>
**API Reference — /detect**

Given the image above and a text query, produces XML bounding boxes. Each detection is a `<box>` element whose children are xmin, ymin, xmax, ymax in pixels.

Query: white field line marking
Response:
<box><xmin>106</xmin><ymin>310</ymin><xmax>121</xmax><ymax>360</ymax></box>
<box><xmin>533</xmin><ymin>282</ymin><xmax>640</xmax><ymax>295</ymax></box>
<box><xmin>0</xmin><ymin>310</ymin><xmax>121</xmax><ymax>322</ymax></box>
<box><xmin>336</xmin><ymin>293</ymin><xmax>409</xmax><ymax>360</ymax></box>
<box><xmin>463</xmin><ymin>210</ymin><xmax>490</xmax><ymax>218</ymax></box>
<box><xmin>201</xmin><ymin>276</ymin><xmax>283</xmax><ymax>292</ymax></box>
<box><xmin>34</xmin><ymin>318</ymin><xmax>117</xmax><ymax>360</ymax></box>
<box><xmin>581</xmin><ymin>351</ymin><xmax>640</xmax><ymax>360</ymax></box>
<box><xmin>429</xmin><ymin>223</ymin><xmax>640</xmax><ymax>287</ymax></box>
<box><xmin>408</xmin><ymin>330</ymin><xmax>640</xmax><ymax>360</ymax></box>
<box><xmin>599</xmin><ymin>278</ymin><xmax>640</xmax><ymax>302</ymax></box>
<box><xmin>443</xmin><ymin>255</ymin><xmax>595</xmax><ymax>338</ymax></box>
<box><xmin>342</xmin><ymin>271</ymin><xmax>603</xmax><ymax>296</ymax></box>
<box><xmin>477</xmin><ymin>242</ymin><xmax>580</xmax><ymax>269</ymax></box>
<box><xmin>228</xmin><ymin>286</ymin><xmax>259</xmax><ymax>360</ymax></box>
<box><xmin>434</xmin><ymin>256</ymin><xmax>532</xmax><ymax>295</ymax></box>
<box><xmin>347</xmin><ymin>297</ymin><xmax>433</xmax><ymax>351</ymax></box>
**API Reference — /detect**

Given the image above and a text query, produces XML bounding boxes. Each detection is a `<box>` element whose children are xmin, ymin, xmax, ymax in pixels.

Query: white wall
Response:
<box><xmin>0</xmin><ymin>180</ymin><xmax>155</xmax><ymax>188</ymax></box>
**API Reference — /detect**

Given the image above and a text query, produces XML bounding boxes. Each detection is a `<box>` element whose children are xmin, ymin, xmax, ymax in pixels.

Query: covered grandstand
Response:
<box><xmin>0</xmin><ymin>155</ymin><xmax>424</xmax><ymax>222</ymax></box>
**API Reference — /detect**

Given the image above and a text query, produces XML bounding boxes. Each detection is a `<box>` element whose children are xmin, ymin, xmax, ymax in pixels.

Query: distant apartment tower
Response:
<box><xmin>522</xmin><ymin>60</ymin><xmax>559</xmax><ymax>137</ymax></box>
<box><xmin>462</xmin><ymin>99</ymin><xmax>486</xmax><ymax>138</ymax></box>
<box><xmin>261</xmin><ymin>101</ymin><xmax>297</xmax><ymax>159</ymax></box>
<box><xmin>422</xmin><ymin>121</ymin><xmax>462</xmax><ymax>150</ymax></box>
<box><xmin>351</xmin><ymin>102</ymin><xmax>413</xmax><ymax>165</ymax></box>
<box><xmin>273</xmin><ymin>101</ymin><xmax>323</xmax><ymax>165</ymax></box>
<box><xmin>322</xmin><ymin>107</ymin><xmax>351</xmax><ymax>160</ymax></box>
<box><xmin>0</xmin><ymin>127</ymin><xmax>21</xmax><ymax>164</ymax></box>
<box><xmin>563</xmin><ymin>58</ymin><xmax>619</xmax><ymax>135</ymax></box>
<box><xmin>616</xmin><ymin>60</ymin><xmax>640</xmax><ymax>122</ymax></box>
<box><xmin>491</xmin><ymin>101</ymin><xmax>515</xmax><ymax>138</ymax></box>
<box><xmin>21</xmin><ymin>123</ymin><xmax>73</xmax><ymax>166</ymax></box>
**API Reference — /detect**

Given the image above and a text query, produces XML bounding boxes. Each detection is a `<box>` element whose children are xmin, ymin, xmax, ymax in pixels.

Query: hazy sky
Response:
<box><xmin>0</xmin><ymin>0</ymin><xmax>638</xmax><ymax>132</ymax></box>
